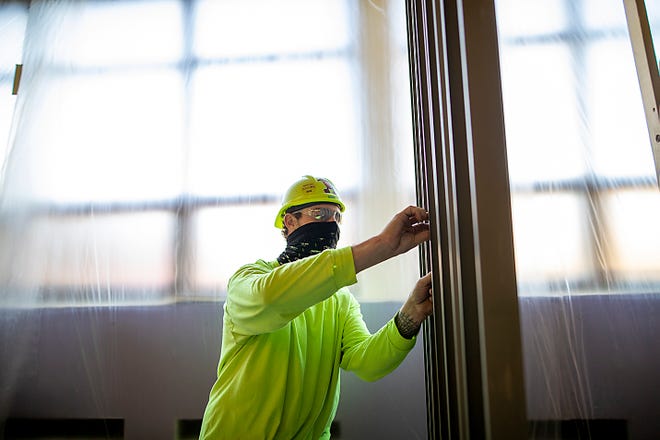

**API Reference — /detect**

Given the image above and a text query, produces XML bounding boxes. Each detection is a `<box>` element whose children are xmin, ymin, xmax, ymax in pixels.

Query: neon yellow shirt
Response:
<box><xmin>199</xmin><ymin>246</ymin><xmax>416</xmax><ymax>440</ymax></box>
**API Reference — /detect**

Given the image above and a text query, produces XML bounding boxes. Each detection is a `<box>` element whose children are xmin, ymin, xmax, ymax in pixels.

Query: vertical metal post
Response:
<box><xmin>407</xmin><ymin>0</ymin><xmax>450</xmax><ymax>437</ymax></box>
<box><xmin>406</xmin><ymin>0</ymin><xmax>528</xmax><ymax>438</ymax></box>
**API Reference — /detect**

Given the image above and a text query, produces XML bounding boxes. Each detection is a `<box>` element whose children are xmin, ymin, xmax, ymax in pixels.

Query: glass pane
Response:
<box><xmin>188</xmin><ymin>59</ymin><xmax>360</xmax><ymax>197</ymax></box>
<box><xmin>49</xmin><ymin>0</ymin><xmax>183</xmax><ymax>67</ymax></box>
<box><xmin>587</xmin><ymin>37</ymin><xmax>656</xmax><ymax>178</ymax></box>
<box><xmin>495</xmin><ymin>0</ymin><xmax>566</xmax><ymax>37</ymax></box>
<box><xmin>496</xmin><ymin>0</ymin><xmax>659</xmax><ymax>293</ymax></box>
<box><xmin>193</xmin><ymin>0</ymin><xmax>351</xmax><ymax>57</ymax></box>
<box><xmin>0</xmin><ymin>2</ymin><xmax>26</xmax><ymax>67</ymax></box>
<box><xmin>602</xmin><ymin>189</ymin><xmax>660</xmax><ymax>283</ymax></box>
<box><xmin>500</xmin><ymin>44</ymin><xmax>585</xmax><ymax>184</ymax></box>
<box><xmin>0</xmin><ymin>83</ymin><xmax>17</xmax><ymax>161</ymax></box>
<box><xmin>511</xmin><ymin>193</ymin><xmax>593</xmax><ymax>290</ymax></box>
<box><xmin>0</xmin><ymin>212</ymin><xmax>175</xmax><ymax>306</ymax></box>
<box><xmin>9</xmin><ymin>70</ymin><xmax>184</xmax><ymax>204</ymax></box>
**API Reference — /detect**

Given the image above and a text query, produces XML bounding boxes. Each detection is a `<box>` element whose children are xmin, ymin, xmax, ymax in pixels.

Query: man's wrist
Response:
<box><xmin>394</xmin><ymin>310</ymin><xmax>422</xmax><ymax>339</ymax></box>
<box><xmin>351</xmin><ymin>236</ymin><xmax>392</xmax><ymax>274</ymax></box>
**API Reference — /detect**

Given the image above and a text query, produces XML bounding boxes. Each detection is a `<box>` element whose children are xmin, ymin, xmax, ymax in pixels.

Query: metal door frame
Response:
<box><xmin>406</xmin><ymin>1</ymin><xmax>528</xmax><ymax>438</ymax></box>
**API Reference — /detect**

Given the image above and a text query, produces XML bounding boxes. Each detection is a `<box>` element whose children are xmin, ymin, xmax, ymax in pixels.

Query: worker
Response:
<box><xmin>199</xmin><ymin>175</ymin><xmax>433</xmax><ymax>440</ymax></box>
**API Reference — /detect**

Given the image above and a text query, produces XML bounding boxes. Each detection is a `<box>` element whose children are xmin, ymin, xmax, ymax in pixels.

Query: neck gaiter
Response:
<box><xmin>277</xmin><ymin>222</ymin><xmax>340</xmax><ymax>265</ymax></box>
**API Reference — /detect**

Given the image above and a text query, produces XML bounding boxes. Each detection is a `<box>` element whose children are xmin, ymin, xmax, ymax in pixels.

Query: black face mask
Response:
<box><xmin>277</xmin><ymin>222</ymin><xmax>340</xmax><ymax>265</ymax></box>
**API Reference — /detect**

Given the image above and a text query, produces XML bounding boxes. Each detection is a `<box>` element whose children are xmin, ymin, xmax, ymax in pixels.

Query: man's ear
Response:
<box><xmin>284</xmin><ymin>213</ymin><xmax>297</xmax><ymax>230</ymax></box>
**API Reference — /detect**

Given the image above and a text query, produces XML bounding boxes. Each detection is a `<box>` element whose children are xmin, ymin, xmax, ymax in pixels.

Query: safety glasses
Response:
<box><xmin>292</xmin><ymin>206</ymin><xmax>342</xmax><ymax>223</ymax></box>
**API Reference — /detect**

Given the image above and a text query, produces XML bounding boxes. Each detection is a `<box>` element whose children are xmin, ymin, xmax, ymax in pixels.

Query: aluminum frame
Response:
<box><xmin>406</xmin><ymin>0</ymin><xmax>527</xmax><ymax>438</ymax></box>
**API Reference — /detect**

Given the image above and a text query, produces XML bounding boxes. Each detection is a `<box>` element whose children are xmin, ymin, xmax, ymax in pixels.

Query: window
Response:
<box><xmin>0</xmin><ymin>0</ymin><xmax>418</xmax><ymax>306</ymax></box>
<box><xmin>496</xmin><ymin>0</ymin><xmax>660</xmax><ymax>295</ymax></box>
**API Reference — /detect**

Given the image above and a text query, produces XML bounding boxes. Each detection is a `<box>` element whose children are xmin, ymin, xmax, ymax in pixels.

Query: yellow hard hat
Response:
<box><xmin>274</xmin><ymin>175</ymin><xmax>346</xmax><ymax>228</ymax></box>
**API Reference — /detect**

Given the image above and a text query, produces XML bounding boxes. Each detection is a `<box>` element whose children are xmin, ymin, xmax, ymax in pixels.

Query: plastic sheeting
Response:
<box><xmin>0</xmin><ymin>0</ymin><xmax>419</xmax><ymax>306</ymax></box>
<box><xmin>496</xmin><ymin>0</ymin><xmax>660</xmax><ymax>438</ymax></box>
<box><xmin>0</xmin><ymin>1</ymin><xmax>425</xmax><ymax>438</ymax></box>
<box><xmin>1</xmin><ymin>0</ymin><xmax>659</xmax><ymax>438</ymax></box>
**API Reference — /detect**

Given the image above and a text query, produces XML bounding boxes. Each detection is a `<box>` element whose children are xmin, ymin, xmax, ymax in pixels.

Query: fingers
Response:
<box><xmin>408</xmin><ymin>222</ymin><xmax>430</xmax><ymax>235</ymax></box>
<box><xmin>407</xmin><ymin>272</ymin><xmax>433</xmax><ymax>315</ymax></box>
<box><xmin>418</xmin><ymin>271</ymin><xmax>432</xmax><ymax>289</ymax></box>
<box><xmin>413</xmin><ymin>272</ymin><xmax>432</xmax><ymax>299</ymax></box>
<box><xmin>400</xmin><ymin>206</ymin><xmax>430</xmax><ymax>239</ymax></box>
<box><xmin>401</xmin><ymin>205</ymin><xmax>429</xmax><ymax>225</ymax></box>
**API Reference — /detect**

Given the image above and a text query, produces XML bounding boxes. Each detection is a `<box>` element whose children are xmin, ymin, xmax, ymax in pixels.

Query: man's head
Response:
<box><xmin>275</xmin><ymin>176</ymin><xmax>345</xmax><ymax>238</ymax></box>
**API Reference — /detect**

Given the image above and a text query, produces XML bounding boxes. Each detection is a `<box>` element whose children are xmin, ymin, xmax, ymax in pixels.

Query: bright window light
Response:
<box><xmin>193</xmin><ymin>0</ymin><xmax>351</xmax><ymax>58</ymax></box>
<box><xmin>495</xmin><ymin>0</ymin><xmax>566</xmax><ymax>38</ymax></box>
<box><xmin>603</xmin><ymin>189</ymin><xmax>660</xmax><ymax>280</ymax></box>
<box><xmin>51</xmin><ymin>0</ymin><xmax>184</xmax><ymax>68</ymax></box>
<box><xmin>582</xmin><ymin>0</ymin><xmax>644</xmax><ymax>33</ymax></box>
<box><xmin>188</xmin><ymin>59</ymin><xmax>360</xmax><ymax>197</ymax></box>
<box><xmin>6</xmin><ymin>212</ymin><xmax>174</xmax><ymax>289</ymax></box>
<box><xmin>500</xmin><ymin>44</ymin><xmax>585</xmax><ymax>185</ymax></box>
<box><xmin>193</xmin><ymin>204</ymin><xmax>283</xmax><ymax>290</ymax></box>
<box><xmin>0</xmin><ymin>83</ymin><xmax>16</xmax><ymax>160</ymax></box>
<box><xmin>511</xmin><ymin>193</ymin><xmax>593</xmax><ymax>285</ymax></box>
<box><xmin>0</xmin><ymin>3</ymin><xmax>26</xmax><ymax>67</ymax></box>
<box><xmin>0</xmin><ymin>0</ymin><xmax>418</xmax><ymax>304</ymax></box>
<box><xmin>15</xmin><ymin>70</ymin><xmax>184</xmax><ymax>204</ymax></box>
<box><xmin>588</xmin><ymin>40</ymin><xmax>656</xmax><ymax>178</ymax></box>
<box><xmin>497</xmin><ymin>0</ymin><xmax>660</xmax><ymax>295</ymax></box>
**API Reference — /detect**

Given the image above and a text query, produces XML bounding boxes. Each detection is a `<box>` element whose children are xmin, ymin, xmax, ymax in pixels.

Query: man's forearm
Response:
<box><xmin>351</xmin><ymin>236</ymin><xmax>393</xmax><ymax>274</ymax></box>
<box><xmin>394</xmin><ymin>309</ymin><xmax>422</xmax><ymax>339</ymax></box>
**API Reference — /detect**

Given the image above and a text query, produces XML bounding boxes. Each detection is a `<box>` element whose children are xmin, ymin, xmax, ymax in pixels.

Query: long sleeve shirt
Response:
<box><xmin>199</xmin><ymin>246</ymin><xmax>417</xmax><ymax>440</ymax></box>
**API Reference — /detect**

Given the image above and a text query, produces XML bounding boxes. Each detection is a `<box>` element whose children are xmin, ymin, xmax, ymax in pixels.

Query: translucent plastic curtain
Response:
<box><xmin>495</xmin><ymin>0</ymin><xmax>660</xmax><ymax>438</ymax></box>
<box><xmin>1</xmin><ymin>0</ymin><xmax>419</xmax><ymax>307</ymax></box>
<box><xmin>0</xmin><ymin>0</ymin><xmax>425</xmax><ymax>437</ymax></box>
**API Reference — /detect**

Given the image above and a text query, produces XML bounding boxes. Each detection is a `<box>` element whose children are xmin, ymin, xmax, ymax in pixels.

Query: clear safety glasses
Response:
<box><xmin>292</xmin><ymin>206</ymin><xmax>342</xmax><ymax>223</ymax></box>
